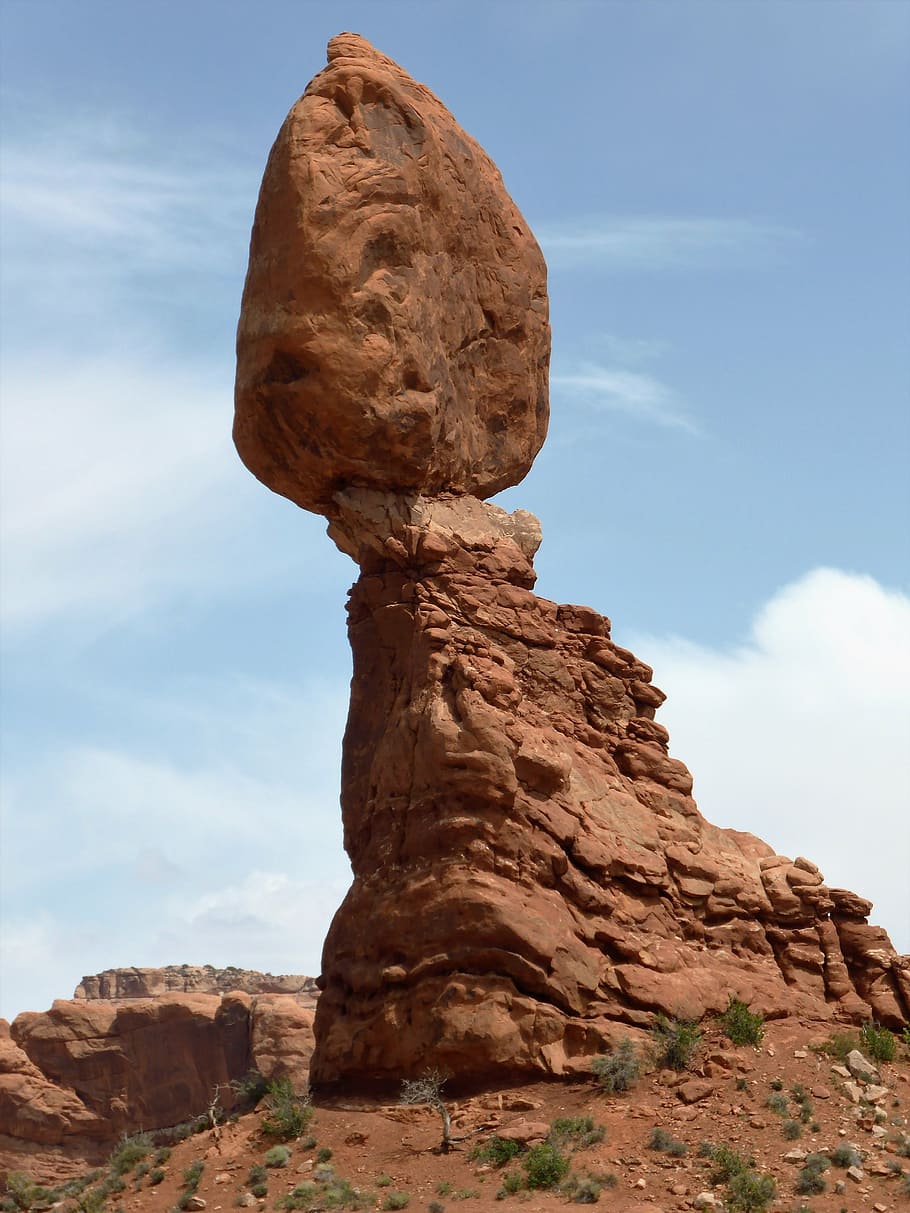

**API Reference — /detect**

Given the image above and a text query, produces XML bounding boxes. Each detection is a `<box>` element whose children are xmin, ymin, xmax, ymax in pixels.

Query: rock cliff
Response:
<box><xmin>234</xmin><ymin>34</ymin><xmax>909</xmax><ymax>1090</ymax></box>
<box><xmin>73</xmin><ymin>965</ymin><xmax>318</xmax><ymax>1005</ymax></box>
<box><xmin>1</xmin><ymin>988</ymin><xmax>314</xmax><ymax>1180</ymax></box>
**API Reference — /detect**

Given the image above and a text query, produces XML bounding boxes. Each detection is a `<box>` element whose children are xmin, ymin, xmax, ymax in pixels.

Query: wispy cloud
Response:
<box><xmin>0</xmin><ymin>675</ymin><xmax>351</xmax><ymax>1018</ymax></box>
<box><xmin>552</xmin><ymin>362</ymin><xmax>698</xmax><ymax>433</ymax></box>
<box><xmin>535</xmin><ymin>215</ymin><xmax>800</xmax><ymax>272</ymax></box>
<box><xmin>0</xmin><ymin>116</ymin><xmax>253</xmax><ymax>274</ymax></box>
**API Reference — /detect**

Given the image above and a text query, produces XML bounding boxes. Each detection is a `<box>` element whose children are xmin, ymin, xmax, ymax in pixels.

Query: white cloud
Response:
<box><xmin>0</xmin><ymin>676</ymin><xmax>351</xmax><ymax>1020</ymax></box>
<box><xmin>552</xmin><ymin>362</ymin><xmax>697</xmax><ymax>432</ymax></box>
<box><xmin>536</xmin><ymin>215</ymin><xmax>800</xmax><ymax>271</ymax></box>
<box><xmin>165</xmin><ymin>870</ymin><xmax>351</xmax><ymax>977</ymax></box>
<box><xmin>630</xmin><ymin>568</ymin><xmax>910</xmax><ymax>953</ymax></box>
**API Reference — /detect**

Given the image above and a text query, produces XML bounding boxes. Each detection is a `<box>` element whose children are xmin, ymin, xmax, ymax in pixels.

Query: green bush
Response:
<box><xmin>262</xmin><ymin>1077</ymin><xmax>313</xmax><ymax>1141</ymax></box>
<box><xmin>719</xmin><ymin>997</ymin><xmax>765</xmax><ymax>1046</ymax></box>
<box><xmin>647</xmin><ymin>1127</ymin><xmax>687</xmax><ymax>1156</ymax></box>
<box><xmin>725</xmin><ymin>1170</ymin><xmax>775</xmax><ymax>1212</ymax></box>
<box><xmin>551</xmin><ymin>1116</ymin><xmax>605</xmax><ymax>1150</ymax></box>
<box><xmin>783</xmin><ymin>1120</ymin><xmax>801</xmax><ymax>1140</ymax></box>
<box><xmin>861</xmin><ymin>1022</ymin><xmax>896</xmax><ymax>1063</ymax></box>
<box><xmin>831</xmin><ymin>1144</ymin><xmax>862</xmax><ymax>1168</ymax></box>
<box><xmin>471</xmin><ymin>1136</ymin><xmax>525</xmax><ymax>1167</ymax></box>
<box><xmin>568</xmin><ymin>1175</ymin><xmax>601</xmax><ymax>1203</ymax></box>
<box><xmin>767</xmin><ymin>1092</ymin><xmax>789</xmax><ymax>1116</ymax></box>
<box><xmin>707</xmin><ymin>1145</ymin><xmax>752</xmax><ymax>1185</ymax></box>
<box><xmin>109</xmin><ymin>1133</ymin><xmax>153</xmax><ymax>1176</ymax></box>
<box><xmin>182</xmin><ymin>1160</ymin><xmax>204</xmax><ymax>1190</ymax></box>
<box><xmin>232</xmin><ymin>1069</ymin><xmax>270</xmax><ymax>1107</ymax></box>
<box><xmin>148</xmin><ymin>1169</ymin><xmax>165</xmax><ymax>1186</ymax></box>
<box><xmin>811</xmin><ymin>1031</ymin><xmax>859</xmax><ymax>1062</ymax></box>
<box><xmin>651</xmin><ymin>1014</ymin><xmax>701</xmax><ymax>1071</ymax></box>
<box><xmin>316</xmin><ymin>1147</ymin><xmax>333</xmax><ymax>1164</ymax></box>
<box><xmin>795</xmin><ymin>1167</ymin><xmax>826</xmax><ymax>1195</ymax></box>
<box><xmin>590</xmin><ymin>1039</ymin><xmax>640</xmax><ymax>1093</ymax></box>
<box><xmin>523</xmin><ymin>1143</ymin><xmax>570</xmax><ymax>1189</ymax></box>
<box><xmin>382</xmin><ymin>1194</ymin><xmax>409</xmax><ymax>1211</ymax></box>
<box><xmin>265</xmin><ymin>1145</ymin><xmax>292</xmax><ymax>1168</ymax></box>
<box><xmin>500</xmin><ymin>1172</ymin><xmax>523</xmax><ymax>1195</ymax></box>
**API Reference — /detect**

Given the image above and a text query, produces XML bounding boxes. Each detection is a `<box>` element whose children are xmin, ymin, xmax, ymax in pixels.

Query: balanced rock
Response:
<box><xmin>233</xmin><ymin>35</ymin><xmax>909</xmax><ymax>1088</ymax></box>
<box><xmin>235</xmin><ymin>32</ymin><xmax>549</xmax><ymax>513</ymax></box>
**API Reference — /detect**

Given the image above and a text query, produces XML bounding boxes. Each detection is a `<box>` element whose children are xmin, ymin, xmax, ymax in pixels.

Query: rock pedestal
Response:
<box><xmin>309</xmin><ymin>495</ymin><xmax>908</xmax><ymax>1084</ymax></box>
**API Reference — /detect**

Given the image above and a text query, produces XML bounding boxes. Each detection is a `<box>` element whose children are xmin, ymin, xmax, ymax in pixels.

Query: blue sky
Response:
<box><xmin>1</xmin><ymin>0</ymin><xmax>908</xmax><ymax>1021</ymax></box>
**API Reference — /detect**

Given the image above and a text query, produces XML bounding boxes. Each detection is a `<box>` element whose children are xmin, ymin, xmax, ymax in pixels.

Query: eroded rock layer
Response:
<box><xmin>234</xmin><ymin>32</ymin><xmax>549</xmax><ymax>513</ymax></box>
<box><xmin>1</xmin><ymin>992</ymin><xmax>314</xmax><ymax>1180</ymax></box>
<box><xmin>74</xmin><ymin>965</ymin><xmax>318</xmax><ymax>1004</ymax></box>
<box><xmin>311</xmin><ymin>495</ymin><xmax>909</xmax><ymax>1085</ymax></box>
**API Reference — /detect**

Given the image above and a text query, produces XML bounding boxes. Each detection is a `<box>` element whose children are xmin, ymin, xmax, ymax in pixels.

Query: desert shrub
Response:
<box><xmin>861</xmin><ymin>1022</ymin><xmax>896</xmax><ymax>1062</ymax></box>
<box><xmin>436</xmin><ymin>1182</ymin><xmax>453</xmax><ymax>1196</ymax></box>
<box><xmin>767</xmin><ymin>1092</ymin><xmax>789</xmax><ymax>1116</ymax></box>
<box><xmin>783</xmin><ymin>1119</ymin><xmax>801</xmax><ymax>1140</ymax></box>
<box><xmin>567</xmin><ymin>1175</ymin><xmax>601</xmax><ymax>1203</ymax></box>
<box><xmin>472</xmin><ymin>1136</ymin><xmax>525</xmax><ymax>1167</ymax></box>
<box><xmin>707</xmin><ymin>1145</ymin><xmax>752</xmax><ymax>1185</ymax></box>
<box><xmin>590</xmin><ymin>1039</ymin><xmax>640</xmax><ymax>1093</ymax></box>
<box><xmin>262</xmin><ymin>1077</ymin><xmax>313</xmax><ymax>1141</ymax></box>
<box><xmin>500</xmin><ymin>1172</ymin><xmax>523</xmax><ymax>1195</ymax></box>
<box><xmin>803</xmin><ymin>1153</ymin><xmax>830</xmax><ymax>1173</ymax></box>
<box><xmin>455</xmin><ymin>1190</ymin><xmax>479</xmax><ymax>1200</ymax></box>
<box><xmin>382</xmin><ymin>1194</ymin><xmax>409</xmax><ymax>1211</ymax></box>
<box><xmin>232</xmin><ymin>1069</ymin><xmax>270</xmax><ymax>1107</ymax></box>
<box><xmin>647</xmin><ymin>1127</ymin><xmax>687</xmax><ymax>1156</ymax></box>
<box><xmin>719</xmin><ymin>997</ymin><xmax>765</xmax><ymax>1046</ymax></box>
<box><xmin>725</xmin><ymin>1170</ymin><xmax>775</xmax><ymax>1212</ymax></box>
<box><xmin>651</xmin><ymin>1014</ymin><xmax>701</xmax><ymax>1070</ymax></box>
<box><xmin>183</xmin><ymin>1160</ymin><xmax>204</xmax><ymax>1190</ymax></box>
<box><xmin>428</xmin><ymin>1204</ymin><xmax>445</xmax><ymax>1213</ymax></box>
<box><xmin>811</xmin><ymin>1031</ymin><xmax>859</xmax><ymax>1062</ymax></box>
<box><xmin>831</xmin><ymin>1144</ymin><xmax>862</xmax><ymax>1168</ymax></box>
<box><xmin>148</xmin><ymin>1169</ymin><xmax>165</xmax><ymax>1186</ymax></box>
<box><xmin>376</xmin><ymin>1175</ymin><xmax>393</xmax><ymax>1187</ymax></box>
<box><xmin>523</xmin><ymin>1142</ymin><xmax>570</xmax><ymax>1189</ymax></box>
<box><xmin>551</xmin><ymin>1116</ymin><xmax>605</xmax><ymax>1150</ymax></box>
<box><xmin>770</xmin><ymin>1078</ymin><xmax>783</xmax><ymax>1091</ymax></box>
<box><xmin>317</xmin><ymin>1147</ymin><xmax>333</xmax><ymax>1164</ymax></box>
<box><xmin>109</xmin><ymin>1132</ymin><xmax>152</xmax><ymax>1175</ymax></box>
<box><xmin>278</xmin><ymin>1177</ymin><xmax>371</xmax><ymax>1211</ymax></box>
<box><xmin>735</xmin><ymin>1076</ymin><xmax>748</xmax><ymax>1091</ymax></box>
<box><xmin>795</xmin><ymin>1166</ymin><xmax>826</xmax><ymax>1195</ymax></box>
<box><xmin>265</xmin><ymin>1145</ymin><xmax>292</xmax><ymax>1168</ymax></box>
<box><xmin>4</xmin><ymin>1175</ymin><xmax>50</xmax><ymax>1211</ymax></box>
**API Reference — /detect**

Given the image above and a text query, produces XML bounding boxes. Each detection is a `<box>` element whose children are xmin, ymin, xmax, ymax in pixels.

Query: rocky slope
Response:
<box><xmin>7</xmin><ymin>1018</ymin><xmax>910</xmax><ymax>1212</ymax></box>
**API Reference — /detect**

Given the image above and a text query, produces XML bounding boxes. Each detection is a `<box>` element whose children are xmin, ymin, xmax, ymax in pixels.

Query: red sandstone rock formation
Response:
<box><xmin>310</xmin><ymin>495</ymin><xmax>909</xmax><ymax>1084</ymax></box>
<box><xmin>234</xmin><ymin>33</ymin><xmax>909</xmax><ymax>1089</ymax></box>
<box><xmin>0</xmin><ymin>993</ymin><xmax>314</xmax><ymax>1180</ymax></box>
<box><xmin>74</xmin><ymin>965</ymin><xmax>318</xmax><ymax>1005</ymax></box>
<box><xmin>234</xmin><ymin>32</ymin><xmax>549</xmax><ymax>513</ymax></box>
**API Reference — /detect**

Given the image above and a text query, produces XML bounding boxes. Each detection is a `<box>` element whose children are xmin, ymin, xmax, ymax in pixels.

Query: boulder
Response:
<box><xmin>235</xmin><ymin>33</ymin><xmax>549</xmax><ymax>514</ymax></box>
